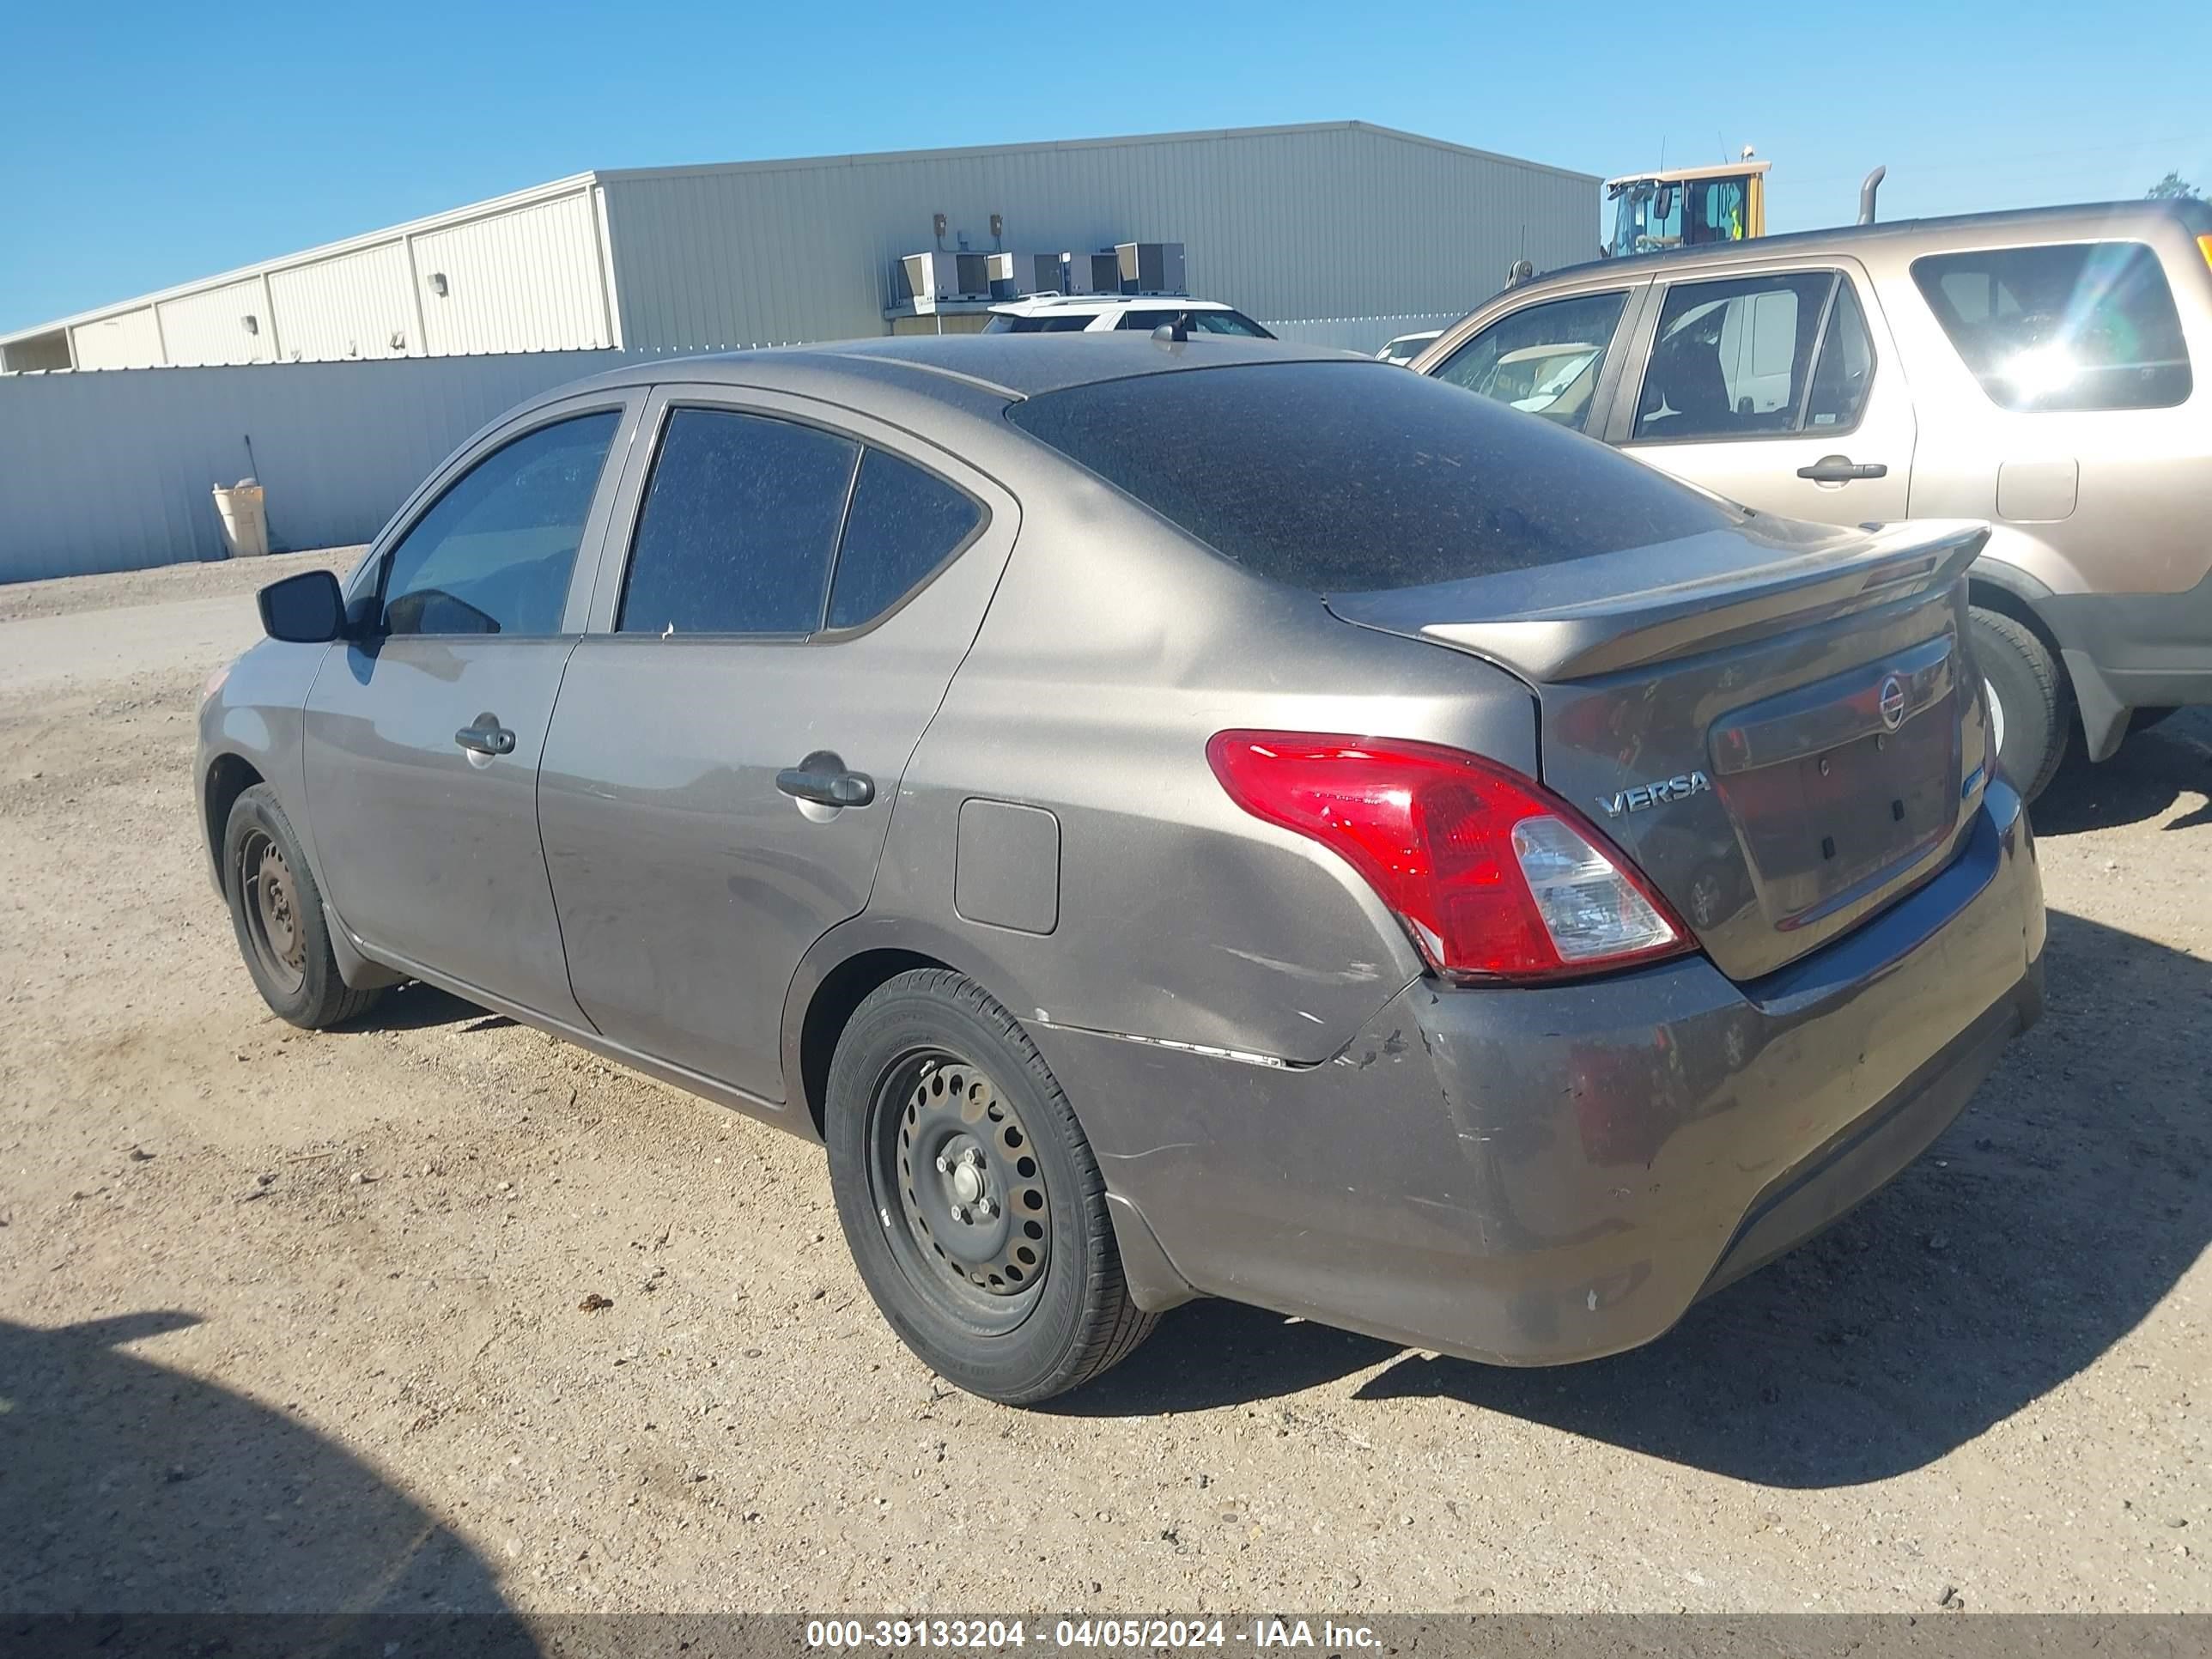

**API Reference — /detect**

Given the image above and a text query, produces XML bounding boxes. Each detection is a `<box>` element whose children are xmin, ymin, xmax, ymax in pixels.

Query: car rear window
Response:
<box><xmin>1005</xmin><ymin>360</ymin><xmax>1736</xmax><ymax>592</ymax></box>
<box><xmin>1911</xmin><ymin>241</ymin><xmax>2192</xmax><ymax>411</ymax></box>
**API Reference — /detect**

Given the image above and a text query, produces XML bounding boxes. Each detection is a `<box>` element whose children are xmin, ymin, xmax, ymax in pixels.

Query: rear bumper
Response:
<box><xmin>1043</xmin><ymin>781</ymin><xmax>2044</xmax><ymax>1365</ymax></box>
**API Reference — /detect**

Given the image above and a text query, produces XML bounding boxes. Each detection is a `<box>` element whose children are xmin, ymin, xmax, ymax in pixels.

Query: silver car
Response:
<box><xmin>1411</xmin><ymin>198</ymin><xmax>2212</xmax><ymax>799</ymax></box>
<box><xmin>199</xmin><ymin>336</ymin><xmax>2045</xmax><ymax>1403</ymax></box>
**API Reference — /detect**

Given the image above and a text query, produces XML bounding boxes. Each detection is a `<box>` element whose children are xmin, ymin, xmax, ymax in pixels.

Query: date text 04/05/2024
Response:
<box><xmin>804</xmin><ymin>1620</ymin><xmax>1381</xmax><ymax>1650</ymax></box>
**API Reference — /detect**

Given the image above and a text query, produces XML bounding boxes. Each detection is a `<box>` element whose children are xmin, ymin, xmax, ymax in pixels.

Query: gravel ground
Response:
<box><xmin>1</xmin><ymin>556</ymin><xmax>2208</xmax><ymax>1617</ymax></box>
<box><xmin>0</xmin><ymin>546</ymin><xmax>362</xmax><ymax>624</ymax></box>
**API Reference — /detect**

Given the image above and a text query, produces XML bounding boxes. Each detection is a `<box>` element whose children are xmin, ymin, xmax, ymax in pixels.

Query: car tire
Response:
<box><xmin>1969</xmin><ymin>607</ymin><xmax>2069</xmax><ymax>803</ymax></box>
<box><xmin>824</xmin><ymin>968</ymin><xmax>1156</xmax><ymax>1404</ymax></box>
<box><xmin>222</xmin><ymin>784</ymin><xmax>385</xmax><ymax>1030</ymax></box>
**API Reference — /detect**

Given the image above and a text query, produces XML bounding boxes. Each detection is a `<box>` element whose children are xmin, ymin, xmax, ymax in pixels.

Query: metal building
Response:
<box><xmin>1</xmin><ymin>122</ymin><xmax>1598</xmax><ymax>371</ymax></box>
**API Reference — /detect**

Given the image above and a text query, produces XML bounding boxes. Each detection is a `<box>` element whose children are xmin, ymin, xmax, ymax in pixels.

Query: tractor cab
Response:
<box><xmin>1605</xmin><ymin>160</ymin><xmax>1771</xmax><ymax>258</ymax></box>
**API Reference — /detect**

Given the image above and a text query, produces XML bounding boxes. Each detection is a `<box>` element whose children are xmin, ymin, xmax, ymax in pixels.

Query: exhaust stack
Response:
<box><xmin>1858</xmin><ymin>166</ymin><xmax>1887</xmax><ymax>225</ymax></box>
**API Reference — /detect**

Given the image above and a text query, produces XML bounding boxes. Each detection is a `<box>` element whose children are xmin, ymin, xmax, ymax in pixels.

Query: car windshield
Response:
<box><xmin>1007</xmin><ymin>359</ymin><xmax>1736</xmax><ymax>592</ymax></box>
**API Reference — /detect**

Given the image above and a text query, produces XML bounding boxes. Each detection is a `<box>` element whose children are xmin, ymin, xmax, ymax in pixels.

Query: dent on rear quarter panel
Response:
<box><xmin>865</xmin><ymin>479</ymin><xmax>1540</xmax><ymax>1068</ymax></box>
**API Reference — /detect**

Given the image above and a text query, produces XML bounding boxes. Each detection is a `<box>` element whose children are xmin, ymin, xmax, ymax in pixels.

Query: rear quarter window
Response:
<box><xmin>1006</xmin><ymin>360</ymin><xmax>1736</xmax><ymax>593</ymax></box>
<box><xmin>1911</xmin><ymin>240</ymin><xmax>2192</xmax><ymax>411</ymax></box>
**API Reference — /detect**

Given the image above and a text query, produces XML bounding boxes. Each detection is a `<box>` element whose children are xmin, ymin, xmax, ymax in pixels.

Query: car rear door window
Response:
<box><xmin>1008</xmin><ymin>359</ymin><xmax>1735</xmax><ymax>593</ymax></box>
<box><xmin>1632</xmin><ymin>271</ymin><xmax>1844</xmax><ymax>441</ymax></box>
<box><xmin>1430</xmin><ymin>290</ymin><xmax>1629</xmax><ymax>433</ymax></box>
<box><xmin>825</xmin><ymin>451</ymin><xmax>984</xmax><ymax>630</ymax></box>
<box><xmin>380</xmin><ymin>411</ymin><xmax>619</xmax><ymax>636</ymax></box>
<box><xmin>617</xmin><ymin>409</ymin><xmax>860</xmax><ymax>636</ymax></box>
<box><xmin>1910</xmin><ymin>241</ymin><xmax>2191</xmax><ymax>410</ymax></box>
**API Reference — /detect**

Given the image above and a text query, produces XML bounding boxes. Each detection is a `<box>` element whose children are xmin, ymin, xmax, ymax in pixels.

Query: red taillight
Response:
<box><xmin>1206</xmin><ymin>731</ymin><xmax>1694</xmax><ymax>982</ymax></box>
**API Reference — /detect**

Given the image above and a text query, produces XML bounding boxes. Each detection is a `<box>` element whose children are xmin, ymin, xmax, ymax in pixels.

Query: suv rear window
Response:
<box><xmin>1911</xmin><ymin>241</ymin><xmax>2191</xmax><ymax>411</ymax></box>
<box><xmin>1006</xmin><ymin>361</ymin><xmax>1735</xmax><ymax>592</ymax></box>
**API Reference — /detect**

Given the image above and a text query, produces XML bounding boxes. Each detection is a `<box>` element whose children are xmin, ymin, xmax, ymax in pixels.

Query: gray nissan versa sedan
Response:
<box><xmin>198</xmin><ymin>334</ymin><xmax>2045</xmax><ymax>1403</ymax></box>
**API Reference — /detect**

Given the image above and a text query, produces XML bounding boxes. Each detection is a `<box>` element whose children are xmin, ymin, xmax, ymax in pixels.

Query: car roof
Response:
<box><xmin>555</xmin><ymin>332</ymin><xmax>1362</xmax><ymax>405</ymax></box>
<box><xmin>1534</xmin><ymin>198</ymin><xmax>2207</xmax><ymax>286</ymax></box>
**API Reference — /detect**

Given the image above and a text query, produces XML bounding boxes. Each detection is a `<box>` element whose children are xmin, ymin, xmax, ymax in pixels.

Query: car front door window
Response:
<box><xmin>380</xmin><ymin>412</ymin><xmax>620</xmax><ymax>636</ymax></box>
<box><xmin>1431</xmin><ymin>291</ymin><xmax>1630</xmax><ymax>433</ymax></box>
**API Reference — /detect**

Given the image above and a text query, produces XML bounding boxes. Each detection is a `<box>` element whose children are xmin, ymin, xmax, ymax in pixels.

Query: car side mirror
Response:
<box><xmin>258</xmin><ymin>569</ymin><xmax>346</xmax><ymax>643</ymax></box>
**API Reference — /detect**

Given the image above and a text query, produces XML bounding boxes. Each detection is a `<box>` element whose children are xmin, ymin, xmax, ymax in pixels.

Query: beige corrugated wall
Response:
<box><xmin>600</xmin><ymin>125</ymin><xmax>1596</xmax><ymax>349</ymax></box>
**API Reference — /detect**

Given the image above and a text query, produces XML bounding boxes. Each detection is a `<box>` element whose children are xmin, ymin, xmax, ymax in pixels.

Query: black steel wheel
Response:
<box><xmin>234</xmin><ymin>825</ymin><xmax>308</xmax><ymax>1000</ymax></box>
<box><xmin>826</xmin><ymin>969</ymin><xmax>1155</xmax><ymax>1403</ymax></box>
<box><xmin>222</xmin><ymin>784</ymin><xmax>384</xmax><ymax>1030</ymax></box>
<box><xmin>873</xmin><ymin>1050</ymin><xmax>1051</xmax><ymax>1331</ymax></box>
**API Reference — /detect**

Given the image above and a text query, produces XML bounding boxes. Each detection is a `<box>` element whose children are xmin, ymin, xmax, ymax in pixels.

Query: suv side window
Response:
<box><xmin>1805</xmin><ymin>280</ymin><xmax>1876</xmax><ymax>430</ymax></box>
<box><xmin>1632</xmin><ymin>271</ymin><xmax>1855</xmax><ymax>441</ymax></box>
<box><xmin>380</xmin><ymin>411</ymin><xmax>620</xmax><ymax>636</ymax></box>
<box><xmin>1910</xmin><ymin>241</ymin><xmax>2191</xmax><ymax>411</ymax></box>
<box><xmin>825</xmin><ymin>451</ymin><xmax>985</xmax><ymax>630</ymax></box>
<box><xmin>1430</xmin><ymin>290</ymin><xmax>1628</xmax><ymax>433</ymax></box>
<box><xmin>985</xmin><ymin>313</ymin><xmax>1093</xmax><ymax>333</ymax></box>
<box><xmin>617</xmin><ymin>409</ymin><xmax>859</xmax><ymax>636</ymax></box>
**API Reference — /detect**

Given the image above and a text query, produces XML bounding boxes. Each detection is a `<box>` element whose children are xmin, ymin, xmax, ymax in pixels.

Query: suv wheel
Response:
<box><xmin>1969</xmin><ymin>607</ymin><xmax>2069</xmax><ymax>802</ymax></box>
<box><xmin>824</xmin><ymin>969</ymin><xmax>1156</xmax><ymax>1404</ymax></box>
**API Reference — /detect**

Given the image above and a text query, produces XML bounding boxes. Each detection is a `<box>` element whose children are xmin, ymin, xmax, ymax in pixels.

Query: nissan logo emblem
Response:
<box><xmin>1878</xmin><ymin>673</ymin><xmax>1907</xmax><ymax>732</ymax></box>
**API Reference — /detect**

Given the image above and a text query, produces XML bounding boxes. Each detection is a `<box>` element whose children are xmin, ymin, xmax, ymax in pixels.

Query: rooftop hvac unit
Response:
<box><xmin>1115</xmin><ymin>241</ymin><xmax>1187</xmax><ymax>295</ymax></box>
<box><xmin>987</xmin><ymin>251</ymin><xmax>1061</xmax><ymax>301</ymax></box>
<box><xmin>895</xmin><ymin>248</ymin><xmax>993</xmax><ymax>305</ymax></box>
<box><xmin>998</xmin><ymin>252</ymin><xmax>1118</xmax><ymax>297</ymax></box>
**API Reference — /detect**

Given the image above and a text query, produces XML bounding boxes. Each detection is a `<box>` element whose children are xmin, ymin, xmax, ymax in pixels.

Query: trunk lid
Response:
<box><xmin>1327</xmin><ymin>517</ymin><xmax>1996</xmax><ymax>981</ymax></box>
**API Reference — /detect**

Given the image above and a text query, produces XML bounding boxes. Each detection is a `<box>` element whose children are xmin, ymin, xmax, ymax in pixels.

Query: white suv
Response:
<box><xmin>981</xmin><ymin>293</ymin><xmax>1275</xmax><ymax>337</ymax></box>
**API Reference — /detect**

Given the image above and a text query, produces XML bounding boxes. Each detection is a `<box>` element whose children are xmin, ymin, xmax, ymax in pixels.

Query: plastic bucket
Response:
<box><xmin>212</xmin><ymin>483</ymin><xmax>269</xmax><ymax>558</ymax></box>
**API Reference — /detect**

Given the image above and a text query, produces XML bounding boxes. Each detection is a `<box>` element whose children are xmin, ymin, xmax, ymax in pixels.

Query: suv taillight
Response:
<box><xmin>1207</xmin><ymin>731</ymin><xmax>1694</xmax><ymax>983</ymax></box>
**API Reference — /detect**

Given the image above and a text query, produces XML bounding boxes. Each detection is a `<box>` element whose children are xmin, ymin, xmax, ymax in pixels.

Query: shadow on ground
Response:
<box><xmin>2033</xmin><ymin>705</ymin><xmax>2212</xmax><ymax>837</ymax></box>
<box><xmin>0</xmin><ymin>1311</ymin><xmax>514</xmax><ymax>1617</ymax></box>
<box><xmin>1066</xmin><ymin>906</ymin><xmax>2210</xmax><ymax>1488</ymax></box>
<box><xmin>339</xmin><ymin>981</ymin><xmax>509</xmax><ymax>1035</ymax></box>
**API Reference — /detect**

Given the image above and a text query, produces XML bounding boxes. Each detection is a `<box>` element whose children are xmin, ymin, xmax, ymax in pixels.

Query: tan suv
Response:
<box><xmin>1411</xmin><ymin>199</ymin><xmax>2212</xmax><ymax>799</ymax></box>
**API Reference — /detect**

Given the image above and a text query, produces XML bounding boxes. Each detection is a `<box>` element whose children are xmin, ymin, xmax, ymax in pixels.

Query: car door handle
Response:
<box><xmin>1796</xmin><ymin>454</ymin><xmax>1889</xmax><ymax>483</ymax></box>
<box><xmin>775</xmin><ymin>751</ymin><xmax>874</xmax><ymax>808</ymax></box>
<box><xmin>453</xmin><ymin>716</ymin><xmax>516</xmax><ymax>757</ymax></box>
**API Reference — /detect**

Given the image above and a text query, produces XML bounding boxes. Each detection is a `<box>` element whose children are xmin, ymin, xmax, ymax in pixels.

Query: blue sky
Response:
<box><xmin>4</xmin><ymin>0</ymin><xmax>2207</xmax><ymax>335</ymax></box>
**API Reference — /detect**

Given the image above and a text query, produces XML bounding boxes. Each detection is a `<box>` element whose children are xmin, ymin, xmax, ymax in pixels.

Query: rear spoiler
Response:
<box><xmin>1325</xmin><ymin>521</ymin><xmax>1989</xmax><ymax>683</ymax></box>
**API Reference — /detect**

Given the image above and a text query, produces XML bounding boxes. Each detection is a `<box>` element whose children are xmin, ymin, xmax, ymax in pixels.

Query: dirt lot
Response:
<box><xmin>2</xmin><ymin>554</ymin><xmax>2209</xmax><ymax>1617</ymax></box>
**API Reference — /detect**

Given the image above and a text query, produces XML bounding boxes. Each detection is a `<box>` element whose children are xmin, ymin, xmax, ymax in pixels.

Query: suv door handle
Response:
<box><xmin>775</xmin><ymin>751</ymin><xmax>874</xmax><ymax>808</ymax></box>
<box><xmin>453</xmin><ymin>715</ymin><xmax>516</xmax><ymax>757</ymax></box>
<box><xmin>1796</xmin><ymin>454</ymin><xmax>1888</xmax><ymax>483</ymax></box>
